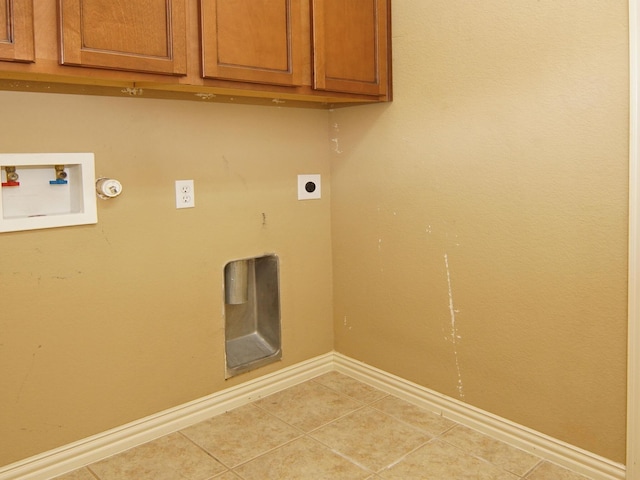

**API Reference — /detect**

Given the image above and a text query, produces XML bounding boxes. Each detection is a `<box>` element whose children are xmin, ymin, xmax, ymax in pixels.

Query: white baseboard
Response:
<box><xmin>0</xmin><ymin>353</ymin><xmax>334</xmax><ymax>480</ymax></box>
<box><xmin>0</xmin><ymin>351</ymin><xmax>626</xmax><ymax>480</ymax></box>
<box><xmin>332</xmin><ymin>353</ymin><xmax>626</xmax><ymax>480</ymax></box>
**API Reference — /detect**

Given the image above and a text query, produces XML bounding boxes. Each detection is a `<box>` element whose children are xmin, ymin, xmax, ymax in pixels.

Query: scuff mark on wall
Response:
<box><xmin>101</xmin><ymin>227</ymin><xmax>112</xmax><ymax>246</ymax></box>
<box><xmin>331</xmin><ymin>122</ymin><xmax>343</xmax><ymax>154</ymax></box>
<box><xmin>222</xmin><ymin>155</ymin><xmax>248</xmax><ymax>189</ymax></box>
<box><xmin>444</xmin><ymin>253</ymin><xmax>465</xmax><ymax>400</ymax></box>
<box><xmin>15</xmin><ymin>345</ymin><xmax>41</xmax><ymax>404</ymax></box>
<box><xmin>331</xmin><ymin>138</ymin><xmax>343</xmax><ymax>154</ymax></box>
<box><xmin>51</xmin><ymin>271</ymin><xmax>82</xmax><ymax>280</ymax></box>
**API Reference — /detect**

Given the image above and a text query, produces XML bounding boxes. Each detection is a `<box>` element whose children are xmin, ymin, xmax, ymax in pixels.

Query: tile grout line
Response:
<box><xmin>373</xmin><ymin>436</ymin><xmax>438</xmax><ymax>476</ymax></box>
<box><xmin>175</xmin><ymin>430</ymin><xmax>236</xmax><ymax>471</ymax></box>
<box><xmin>85</xmin><ymin>466</ymin><xmax>101</xmax><ymax>480</ymax></box>
<box><xmin>226</xmin><ymin>433</ymin><xmax>307</xmax><ymax>472</ymax></box>
<box><xmin>250</xmin><ymin>379</ymin><xmax>373</xmax><ymax>431</ymax></box>
<box><xmin>297</xmin><ymin>432</ymin><xmax>377</xmax><ymax>477</ymax></box>
<box><xmin>521</xmin><ymin>459</ymin><xmax>545</xmax><ymax>479</ymax></box>
<box><xmin>436</xmin><ymin>436</ymin><xmax>529</xmax><ymax>479</ymax></box>
<box><xmin>177</xmin><ymin>404</ymin><xmax>309</xmax><ymax>473</ymax></box>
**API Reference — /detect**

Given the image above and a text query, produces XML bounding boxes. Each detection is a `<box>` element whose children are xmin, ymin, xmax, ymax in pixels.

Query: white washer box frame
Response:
<box><xmin>0</xmin><ymin>153</ymin><xmax>97</xmax><ymax>233</ymax></box>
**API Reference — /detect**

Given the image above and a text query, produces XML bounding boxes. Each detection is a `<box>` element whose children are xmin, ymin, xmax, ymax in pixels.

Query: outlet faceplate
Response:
<box><xmin>175</xmin><ymin>180</ymin><xmax>195</xmax><ymax>208</ymax></box>
<box><xmin>298</xmin><ymin>174</ymin><xmax>321</xmax><ymax>200</ymax></box>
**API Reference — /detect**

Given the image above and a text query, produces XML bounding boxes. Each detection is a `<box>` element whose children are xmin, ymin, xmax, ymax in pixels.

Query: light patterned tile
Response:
<box><xmin>211</xmin><ymin>471</ymin><xmax>242</xmax><ymax>479</ymax></box>
<box><xmin>525</xmin><ymin>461</ymin><xmax>594</xmax><ymax>480</ymax></box>
<box><xmin>379</xmin><ymin>439</ymin><xmax>520</xmax><ymax>479</ymax></box>
<box><xmin>312</xmin><ymin>371</ymin><xmax>388</xmax><ymax>404</ymax></box>
<box><xmin>253</xmin><ymin>380</ymin><xmax>362</xmax><ymax>431</ymax></box>
<box><xmin>310</xmin><ymin>406</ymin><xmax>430</xmax><ymax>472</ymax></box>
<box><xmin>441</xmin><ymin>424</ymin><xmax>541</xmax><ymax>476</ymax></box>
<box><xmin>88</xmin><ymin>432</ymin><xmax>226</xmax><ymax>480</ymax></box>
<box><xmin>233</xmin><ymin>436</ymin><xmax>371</xmax><ymax>480</ymax></box>
<box><xmin>52</xmin><ymin>468</ymin><xmax>97</xmax><ymax>480</ymax></box>
<box><xmin>181</xmin><ymin>404</ymin><xmax>302</xmax><ymax>468</ymax></box>
<box><xmin>371</xmin><ymin>395</ymin><xmax>456</xmax><ymax>436</ymax></box>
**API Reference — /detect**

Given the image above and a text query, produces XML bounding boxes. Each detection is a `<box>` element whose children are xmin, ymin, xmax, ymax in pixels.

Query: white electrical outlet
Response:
<box><xmin>298</xmin><ymin>174</ymin><xmax>321</xmax><ymax>200</ymax></box>
<box><xmin>175</xmin><ymin>180</ymin><xmax>195</xmax><ymax>208</ymax></box>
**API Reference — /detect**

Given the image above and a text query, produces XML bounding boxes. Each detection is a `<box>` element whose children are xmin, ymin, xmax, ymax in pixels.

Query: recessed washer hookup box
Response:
<box><xmin>0</xmin><ymin>153</ymin><xmax>97</xmax><ymax>233</ymax></box>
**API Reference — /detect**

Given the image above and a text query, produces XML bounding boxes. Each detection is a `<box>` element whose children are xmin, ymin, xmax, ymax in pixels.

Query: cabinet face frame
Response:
<box><xmin>200</xmin><ymin>0</ymin><xmax>304</xmax><ymax>87</ymax></box>
<box><xmin>58</xmin><ymin>0</ymin><xmax>187</xmax><ymax>76</ymax></box>
<box><xmin>0</xmin><ymin>0</ymin><xmax>35</xmax><ymax>62</ymax></box>
<box><xmin>311</xmin><ymin>0</ymin><xmax>390</xmax><ymax>97</ymax></box>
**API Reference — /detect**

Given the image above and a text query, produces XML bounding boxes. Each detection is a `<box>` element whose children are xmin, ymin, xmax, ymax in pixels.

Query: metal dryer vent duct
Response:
<box><xmin>224</xmin><ymin>259</ymin><xmax>249</xmax><ymax>305</ymax></box>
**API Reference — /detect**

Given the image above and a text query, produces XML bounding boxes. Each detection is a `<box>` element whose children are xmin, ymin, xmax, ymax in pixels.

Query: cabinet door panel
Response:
<box><xmin>0</xmin><ymin>0</ymin><xmax>34</xmax><ymax>62</ymax></box>
<box><xmin>59</xmin><ymin>0</ymin><xmax>187</xmax><ymax>75</ymax></box>
<box><xmin>312</xmin><ymin>0</ymin><xmax>389</xmax><ymax>96</ymax></box>
<box><xmin>201</xmin><ymin>0</ymin><xmax>303</xmax><ymax>86</ymax></box>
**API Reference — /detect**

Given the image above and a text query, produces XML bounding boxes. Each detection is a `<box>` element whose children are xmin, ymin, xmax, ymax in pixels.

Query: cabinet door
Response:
<box><xmin>201</xmin><ymin>0</ymin><xmax>303</xmax><ymax>86</ymax></box>
<box><xmin>312</xmin><ymin>0</ymin><xmax>389</xmax><ymax>96</ymax></box>
<box><xmin>0</xmin><ymin>0</ymin><xmax>35</xmax><ymax>62</ymax></box>
<box><xmin>59</xmin><ymin>0</ymin><xmax>187</xmax><ymax>75</ymax></box>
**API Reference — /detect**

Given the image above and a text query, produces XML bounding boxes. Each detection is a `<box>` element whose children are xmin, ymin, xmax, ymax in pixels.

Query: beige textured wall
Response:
<box><xmin>0</xmin><ymin>0</ymin><xmax>631</xmax><ymax>468</ymax></box>
<box><xmin>331</xmin><ymin>0</ymin><xmax>629</xmax><ymax>463</ymax></box>
<box><xmin>0</xmin><ymin>92</ymin><xmax>333</xmax><ymax>465</ymax></box>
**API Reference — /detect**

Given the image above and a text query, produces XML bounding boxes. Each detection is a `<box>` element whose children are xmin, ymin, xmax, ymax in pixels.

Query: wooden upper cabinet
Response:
<box><xmin>312</xmin><ymin>0</ymin><xmax>389</xmax><ymax>96</ymax></box>
<box><xmin>201</xmin><ymin>0</ymin><xmax>303</xmax><ymax>86</ymax></box>
<box><xmin>0</xmin><ymin>0</ymin><xmax>391</xmax><ymax>105</ymax></box>
<box><xmin>58</xmin><ymin>0</ymin><xmax>187</xmax><ymax>75</ymax></box>
<box><xmin>0</xmin><ymin>0</ymin><xmax>35</xmax><ymax>62</ymax></box>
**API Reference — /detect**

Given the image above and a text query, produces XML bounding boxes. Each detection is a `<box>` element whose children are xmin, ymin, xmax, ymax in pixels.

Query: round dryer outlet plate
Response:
<box><xmin>297</xmin><ymin>174</ymin><xmax>321</xmax><ymax>200</ymax></box>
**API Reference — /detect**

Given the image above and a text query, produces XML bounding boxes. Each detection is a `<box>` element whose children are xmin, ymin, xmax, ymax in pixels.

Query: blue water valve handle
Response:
<box><xmin>49</xmin><ymin>179</ymin><xmax>68</xmax><ymax>185</ymax></box>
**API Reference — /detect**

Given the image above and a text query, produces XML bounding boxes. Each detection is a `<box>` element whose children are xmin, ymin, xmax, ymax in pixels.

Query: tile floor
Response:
<box><xmin>54</xmin><ymin>372</ymin><xmax>594</xmax><ymax>480</ymax></box>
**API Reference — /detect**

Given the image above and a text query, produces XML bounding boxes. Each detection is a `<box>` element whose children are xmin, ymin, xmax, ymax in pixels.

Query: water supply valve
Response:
<box><xmin>49</xmin><ymin>165</ymin><xmax>68</xmax><ymax>185</ymax></box>
<box><xmin>2</xmin><ymin>166</ymin><xmax>20</xmax><ymax>187</ymax></box>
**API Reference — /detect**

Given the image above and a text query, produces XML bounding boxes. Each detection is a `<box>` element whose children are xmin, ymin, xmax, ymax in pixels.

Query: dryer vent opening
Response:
<box><xmin>223</xmin><ymin>255</ymin><xmax>281</xmax><ymax>378</ymax></box>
